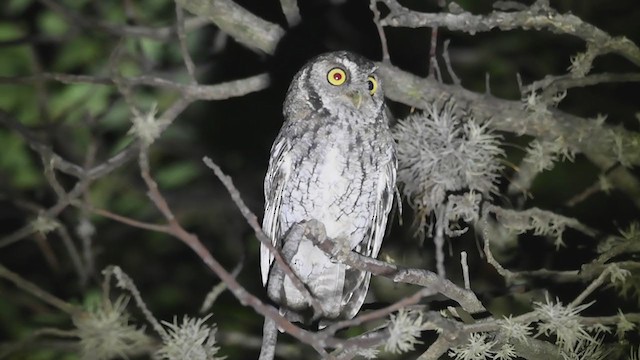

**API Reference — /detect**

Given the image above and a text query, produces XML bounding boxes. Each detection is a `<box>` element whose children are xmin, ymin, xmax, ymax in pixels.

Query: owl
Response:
<box><xmin>261</xmin><ymin>51</ymin><xmax>397</xmax><ymax>322</ymax></box>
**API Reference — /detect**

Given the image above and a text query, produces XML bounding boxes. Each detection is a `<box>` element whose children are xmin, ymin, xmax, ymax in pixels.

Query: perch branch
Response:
<box><xmin>136</xmin><ymin>151</ymin><xmax>357</xmax><ymax>352</ymax></box>
<box><xmin>300</xmin><ymin>220</ymin><xmax>485</xmax><ymax>313</ymax></box>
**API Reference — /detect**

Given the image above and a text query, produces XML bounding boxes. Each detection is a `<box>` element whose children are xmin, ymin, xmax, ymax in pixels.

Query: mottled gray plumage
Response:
<box><xmin>261</xmin><ymin>51</ymin><xmax>396</xmax><ymax>322</ymax></box>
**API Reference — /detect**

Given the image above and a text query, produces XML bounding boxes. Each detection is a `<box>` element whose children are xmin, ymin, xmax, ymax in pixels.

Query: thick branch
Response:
<box><xmin>174</xmin><ymin>0</ymin><xmax>285</xmax><ymax>54</ymax></box>
<box><xmin>378</xmin><ymin>63</ymin><xmax>640</xmax><ymax>166</ymax></box>
<box><xmin>377</xmin><ymin>63</ymin><xmax>640</xmax><ymax>205</ymax></box>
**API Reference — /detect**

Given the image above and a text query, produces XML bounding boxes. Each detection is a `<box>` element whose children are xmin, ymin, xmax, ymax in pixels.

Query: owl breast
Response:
<box><xmin>276</xmin><ymin>119</ymin><xmax>388</xmax><ymax>318</ymax></box>
<box><xmin>280</xmin><ymin>123</ymin><xmax>379</xmax><ymax>247</ymax></box>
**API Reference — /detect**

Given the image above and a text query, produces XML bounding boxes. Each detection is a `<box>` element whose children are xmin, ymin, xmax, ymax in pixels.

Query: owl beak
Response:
<box><xmin>346</xmin><ymin>91</ymin><xmax>363</xmax><ymax>109</ymax></box>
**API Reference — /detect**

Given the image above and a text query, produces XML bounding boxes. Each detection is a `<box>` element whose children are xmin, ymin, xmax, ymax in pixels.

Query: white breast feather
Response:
<box><xmin>315</xmin><ymin>147</ymin><xmax>351</xmax><ymax>239</ymax></box>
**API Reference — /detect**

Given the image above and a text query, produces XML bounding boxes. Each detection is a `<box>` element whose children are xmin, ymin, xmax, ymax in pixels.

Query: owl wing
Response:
<box><xmin>371</xmin><ymin>146</ymin><xmax>397</xmax><ymax>258</ymax></box>
<box><xmin>261</xmin><ymin>132</ymin><xmax>292</xmax><ymax>286</ymax></box>
<box><xmin>341</xmin><ymin>141</ymin><xmax>397</xmax><ymax>319</ymax></box>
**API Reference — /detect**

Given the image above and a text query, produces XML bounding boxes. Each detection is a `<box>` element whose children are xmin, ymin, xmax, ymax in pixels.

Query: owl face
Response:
<box><xmin>284</xmin><ymin>51</ymin><xmax>385</xmax><ymax>122</ymax></box>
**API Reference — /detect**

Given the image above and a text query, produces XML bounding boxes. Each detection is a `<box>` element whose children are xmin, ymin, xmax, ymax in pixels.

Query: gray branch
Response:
<box><xmin>301</xmin><ymin>220</ymin><xmax>486</xmax><ymax>313</ymax></box>
<box><xmin>379</xmin><ymin>0</ymin><xmax>640</xmax><ymax>67</ymax></box>
<box><xmin>377</xmin><ymin>63</ymin><xmax>640</xmax><ymax>205</ymax></box>
<box><xmin>175</xmin><ymin>0</ymin><xmax>285</xmax><ymax>54</ymax></box>
<box><xmin>1</xmin><ymin>73</ymin><xmax>270</xmax><ymax>101</ymax></box>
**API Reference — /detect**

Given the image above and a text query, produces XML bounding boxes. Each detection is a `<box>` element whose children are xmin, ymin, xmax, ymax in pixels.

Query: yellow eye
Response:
<box><xmin>327</xmin><ymin>68</ymin><xmax>347</xmax><ymax>86</ymax></box>
<box><xmin>367</xmin><ymin>76</ymin><xmax>378</xmax><ymax>95</ymax></box>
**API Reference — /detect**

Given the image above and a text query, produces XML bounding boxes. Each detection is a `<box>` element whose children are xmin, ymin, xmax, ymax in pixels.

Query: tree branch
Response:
<box><xmin>300</xmin><ymin>220</ymin><xmax>485</xmax><ymax>313</ymax></box>
<box><xmin>174</xmin><ymin>0</ymin><xmax>285</xmax><ymax>54</ymax></box>
<box><xmin>377</xmin><ymin>63</ymin><xmax>640</xmax><ymax>206</ymax></box>
<box><xmin>203</xmin><ymin>157</ymin><xmax>325</xmax><ymax>318</ymax></box>
<box><xmin>39</xmin><ymin>0</ymin><xmax>209</xmax><ymax>41</ymax></box>
<box><xmin>1</xmin><ymin>73</ymin><xmax>270</xmax><ymax>101</ymax></box>
<box><xmin>379</xmin><ymin>0</ymin><xmax>640</xmax><ymax>67</ymax></box>
<box><xmin>0</xmin><ymin>263</ymin><xmax>79</xmax><ymax>315</ymax></box>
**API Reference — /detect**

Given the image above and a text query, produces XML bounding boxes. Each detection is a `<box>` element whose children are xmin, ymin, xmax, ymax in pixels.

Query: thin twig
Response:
<box><xmin>200</xmin><ymin>259</ymin><xmax>244</xmax><ymax>313</ymax></box>
<box><xmin>0</xmin><ymin>95</ymin><xmax>192</xmax><ymax>185</ymax></box>
<box><xmin>1</xmin><ymin>73</ymin><xmax>270</xmax><ymax>101</ymax></box>
<box><xmin>524</xmin><ymin>72</ymin><xmax>640</xmax><ymax>96</ymax></box>
<box><xmin>323</xmin><ymin>288</ymin><xmax>433</xmax><ymax>335</ymax></box>
<box><xmin>442</xmin><ymin>39</ymin><xmax>460</xmax><ymax>85</ymax></box>
<box><xmin>461</xmin><ymin>251</ymin><xmax>470</xmax><ymax>290</ymax></box>
<box><xmin>38</xmin><ymin>0</ymin><xmax>210</xmax><ymax>41</ymax></box>
<box><xmin>479</xmin><ymin>209</ymin><xmax>514</xmax><ymax>281</ymax></box>
<box><xmin>81</xmin><ymin>205</ymin><xmax>171</xmax><ymax>233</ymax></box>
<box><xmin>175</xmin><ymin>4</ymin><xmax>198</xmax><ymax>83</ymax></box>
<box><xmin>428</xmin><ymin>26</ymin><xmax>438</xmax><ymax>78</ymax></box>
<box><xmin>56</xmin><ymin>225</ymin><xmax>86</xmax><ymax>286</ymax></box>
<box><xmin>370</xmin><ymin>0</ymin><xmax>390</xmax><ymax>63</ymax></box>
<box><xmin>0</xmin><ymin>327</ymin><xmax>79</xmax><ymax>358</ymax></box>
<box><xmin>102</xmin><ymin>265</ymin><xmax>167</xmax><ymax>338</ymax></box>
<box><xmin>565</xmin><ymin>163</ymin><xmax>619</xmax><ymax>207</ymax></box>
<box><xmin>0</xmin><ymin>181</ymin><xmax>90</xmax><ymax>249</ymax></box>
<box><xmin>139</xmin><ymin>151</ymin><xmax>344</xmax><ymax>351</ymax></box>
<box><xmin>434</xmin><ymin>206</ymin><xmax>446</xmax><ymax>277</ymax></box>
<box><xmin>379</xmin><ymin>0</ymin><xmax>640</xmax><ymax>67</ymax></box>
<box><xmin>202</xmin><ymin>156</ymin><xmax>325</xmax><ymax>317</ymax></box>
<box><xmin>0</xmin><ymin>263</ymin><xmax>78</xmax><ymax>314</ymax></box>
<box><xmin>485</xmin><ymin>73</ymin><xmax>491</xmax><ymax>95</ymax></box>
<box><xmin>570</xmin><ymin>267</ymin><xmax>609</xmax><ymax>307</ymax></box>
<box><xmin>77</xmin><ymin>144</ymin><xmax>98</xmax><ymax>284</ymax></box>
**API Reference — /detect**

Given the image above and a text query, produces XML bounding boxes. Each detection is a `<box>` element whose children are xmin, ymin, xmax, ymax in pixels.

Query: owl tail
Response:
<box><xmin>341</xmin><ymin>269</ymin><xmax>373</xmax><ymax>320</ymax></box>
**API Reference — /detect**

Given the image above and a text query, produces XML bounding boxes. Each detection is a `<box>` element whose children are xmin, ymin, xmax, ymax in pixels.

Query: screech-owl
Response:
<box><xmin>261</xmin><ymin>51</ymin><xmax>397</xmax><ymax>322</ymax></box>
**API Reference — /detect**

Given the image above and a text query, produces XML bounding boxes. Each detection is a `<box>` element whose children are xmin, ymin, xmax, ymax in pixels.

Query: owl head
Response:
<box><xmin>284</xmin><ymin>51</ymin><xmax>385</xmax><ymax>122</ymax></box>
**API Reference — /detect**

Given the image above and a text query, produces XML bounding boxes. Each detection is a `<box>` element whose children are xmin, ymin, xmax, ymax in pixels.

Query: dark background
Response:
<box><xmin>0</xmin><ymin>0</ymin><xmax>639</xmax><ymax>358</ymax></box>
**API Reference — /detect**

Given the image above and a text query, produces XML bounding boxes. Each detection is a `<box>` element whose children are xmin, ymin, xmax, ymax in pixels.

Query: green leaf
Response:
<box><xmin>6</xmin><ymin>0</ymin><xmax>34</xmax><ymax>14</ymax></box>
<box><xmin>38</xmin><ymin>11</ymin><xmax>69</xmax><ymax>37</ymax></box>
<box><xmin>0</xmin><ymin>43</ymin><xmax>31</xmax><ymax>76</ymax></box>
<box><xmin>0</xmin><ymin>130</ymin><xmax>43</xmax><ymax>189</ymax></box>
<box><xmin>112</xmin><ymin>187</ymin><xmax>147</xmax><ymax>214</ymax></box>
<box><xmin>117</xmin><ymin>58</ymin><xmax>142</xmax><ymax>78</ymax></box>
<box><xmin>139</xmin><ymin>38</ymin><xmax>164</xmax><ymax>63</ymax></box>
<box><xmin>0</xmin><ymin>21</ymin><xmax>27</xmax><ymax>40</ymax></box>
<box><xmin>53</xmin><ymin>36</ymin><xmax>103</xmax><ymax>71</ymax></box>
<box><xmin>49</xmin><ymin>84</ymin><xmax>113</xmax><ymax>122</ymax></box>
<box><xmin>81</xmin><ymin>289</ymin><xmax>103</xmax><ymax>310</ymax></box>
<box><xmin>156</xmin><ymin>161</ymin><xmax>200</xmax><ymax>189</ymax></box>
<box><xmin>101</xmin><ymin>100</ymin><xmax>131</xmax><ymax>131</ymax></box>
<box><xmin>0</xmin><ymin>84</ymin><xmax>39</xmax><ymax>125</ymax></box>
